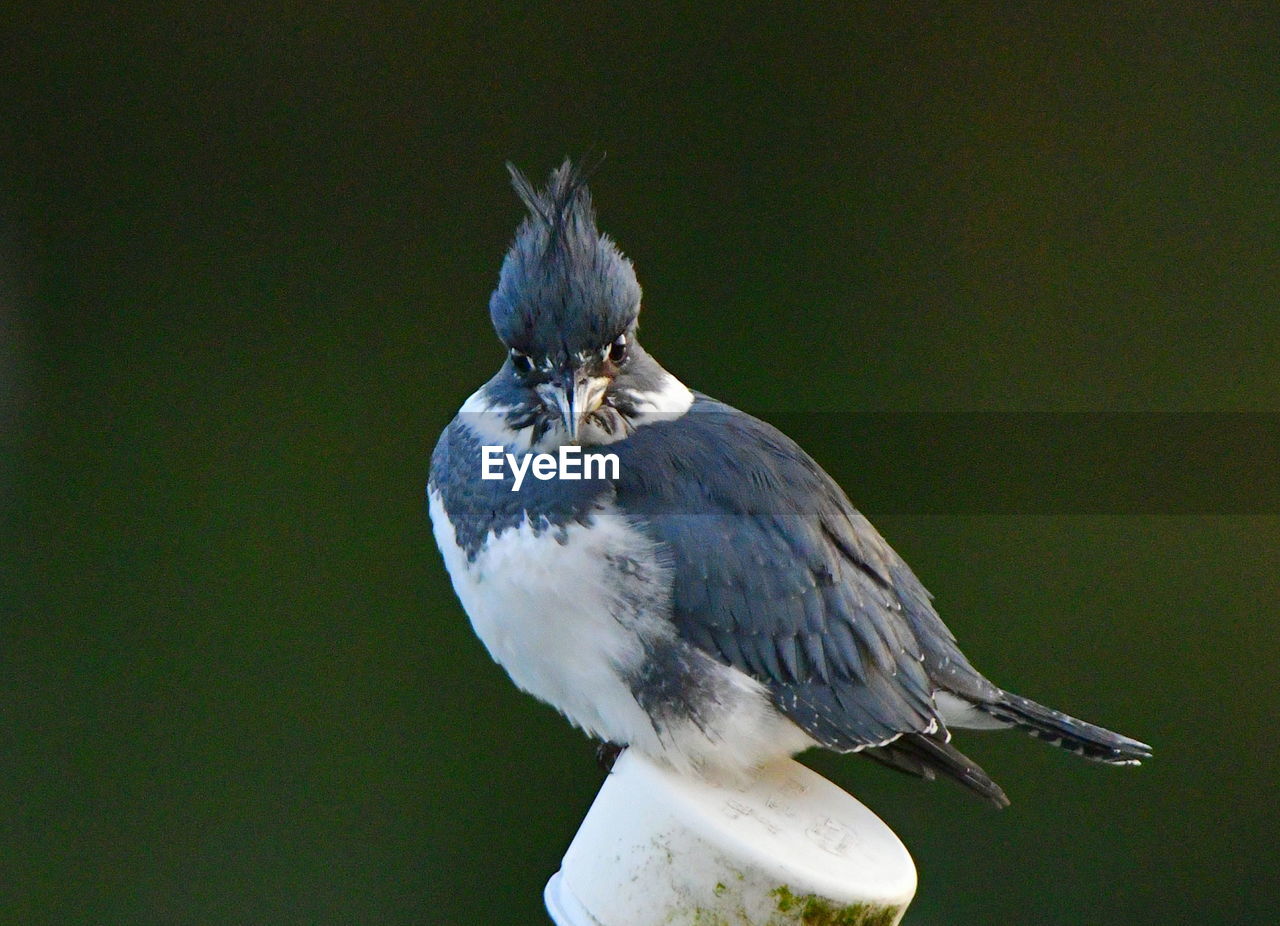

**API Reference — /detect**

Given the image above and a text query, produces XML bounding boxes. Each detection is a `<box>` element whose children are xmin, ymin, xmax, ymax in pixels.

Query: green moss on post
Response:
<box><xmin>770</xmin><ymin>885</ymin><xmax>901</xmax><ymax>926</ymax></box>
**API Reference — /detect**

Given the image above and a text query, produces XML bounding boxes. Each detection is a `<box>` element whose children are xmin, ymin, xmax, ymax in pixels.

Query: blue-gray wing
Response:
<box><xmin>612</xmin><ymin>396</ymin><xmax>997</xmax><ymax>750</ymax></box>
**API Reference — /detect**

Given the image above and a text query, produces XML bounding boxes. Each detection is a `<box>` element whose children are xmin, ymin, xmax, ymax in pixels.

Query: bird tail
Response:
<box><xmin>864</xmin><ymin>732</ymin><xmax>1011</xmax><ymax>808</ymax></box>
<box><xmin>979</xmin><ymin>691</ymin><xmax>1152</xmax><ymax>765</ymax></box>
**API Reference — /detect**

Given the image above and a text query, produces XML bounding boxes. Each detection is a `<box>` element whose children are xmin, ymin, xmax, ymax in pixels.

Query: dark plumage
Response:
<box><xmin>429</xmin><ymin>160</ymin><xmax>1150</xmax><ymax>808</ymax></box>
<box><xmin>490</xmin><ymin>159</ymin><xmax>642</xmax><ymax>362</ymax></box>
<box><xmin>608</xmin><ymin>395</ymin><xmax>1149</xmax><ymax>805</ymax></box>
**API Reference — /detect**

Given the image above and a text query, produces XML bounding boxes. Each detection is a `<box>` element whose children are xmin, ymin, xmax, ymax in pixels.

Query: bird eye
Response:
<box><xmin>509</xmin><ymin>349</ymin><xmax>533</xmax><ymax>375</ymax></box>
<box><xmin>608</xmin><ymin>334</ymin><xmax>628</xmax><ymax>365</ymax></box>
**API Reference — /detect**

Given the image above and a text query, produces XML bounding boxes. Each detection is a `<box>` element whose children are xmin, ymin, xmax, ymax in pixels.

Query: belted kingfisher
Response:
<box><xmin>428</xmin><ymin>159</ymin><xmax>1149</xmax><ymax>806</ymax></box>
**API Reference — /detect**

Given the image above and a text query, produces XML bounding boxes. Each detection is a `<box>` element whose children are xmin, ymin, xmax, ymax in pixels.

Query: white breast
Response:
<box><xmin>429</xmin><ymin>489</ymin><xmax>816</xmax><ymax>778</ymax></box>
<box><xmin>428</xmin><ymin>490</ymin><xmax>664</xmax><ymax>750</ymax></box>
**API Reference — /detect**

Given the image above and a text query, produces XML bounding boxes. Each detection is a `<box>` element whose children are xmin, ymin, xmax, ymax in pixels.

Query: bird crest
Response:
<box><xmin>489</xmin><ymin>158</ymin><xmax>642</xmax><ymax>364</ymax></box>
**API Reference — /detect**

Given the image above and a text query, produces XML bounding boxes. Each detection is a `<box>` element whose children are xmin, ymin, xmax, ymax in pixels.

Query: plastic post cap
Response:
<box><xmin>546</xmin><ymin>751</ymin><xmax>916</xmax><ymax>926</ymax></box>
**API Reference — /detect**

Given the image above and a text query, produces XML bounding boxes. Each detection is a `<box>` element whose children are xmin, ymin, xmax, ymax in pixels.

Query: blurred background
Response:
<box><xmin>3</xmin><ymin>4</ymin><xmax>1277</xmax><ymax>923</ymax></box>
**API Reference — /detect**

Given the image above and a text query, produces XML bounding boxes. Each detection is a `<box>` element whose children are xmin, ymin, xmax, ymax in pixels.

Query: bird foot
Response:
<box><xmin>595</xmin><ymin>741</ymin><xmax>625</xmax><ymax>772</ymax></box>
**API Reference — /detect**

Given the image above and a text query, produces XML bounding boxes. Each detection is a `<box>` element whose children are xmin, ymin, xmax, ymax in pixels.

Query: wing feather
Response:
<box><xmin>612</xmin><ymin>396</ymin><xmax>971</xmax><ymax>751</ymax></box>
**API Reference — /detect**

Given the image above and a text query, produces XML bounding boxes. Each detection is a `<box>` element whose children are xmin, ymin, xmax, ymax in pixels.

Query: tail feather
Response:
<box><xmin>865</xmin><ymin>732</ymin><xmax>1011</xmax><ymax>808</ymax></box>
<box><xmin>981</xmin><ymin>691</ymin><xmax>1151</xmax><ymax>765</ymax></box>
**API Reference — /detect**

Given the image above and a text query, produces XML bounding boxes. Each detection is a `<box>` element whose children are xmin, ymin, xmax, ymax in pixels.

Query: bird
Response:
<box><xmin>427</xmin><ymin>158</ymin><xmax>1150</xmax><ymax>807</ymax></box>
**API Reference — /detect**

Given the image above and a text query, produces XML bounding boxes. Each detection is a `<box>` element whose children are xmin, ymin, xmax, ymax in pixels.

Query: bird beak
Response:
<box><xmin>545</xmin><ymin>369</ymin><xmax>608</xmax><ymax>443</ymax></box>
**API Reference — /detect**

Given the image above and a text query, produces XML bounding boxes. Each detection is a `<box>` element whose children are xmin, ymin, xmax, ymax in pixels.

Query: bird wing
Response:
<box><xmin>612</xmin><ymin>395</ymin><xmax>990</xmax><ymax>750</ymax></box>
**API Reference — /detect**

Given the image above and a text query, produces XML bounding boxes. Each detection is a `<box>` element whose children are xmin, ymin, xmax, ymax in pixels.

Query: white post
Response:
<box><xmin>545</xmin><ymin>751</ymin><xmax>916</xmax><ymax>925</ymax></box>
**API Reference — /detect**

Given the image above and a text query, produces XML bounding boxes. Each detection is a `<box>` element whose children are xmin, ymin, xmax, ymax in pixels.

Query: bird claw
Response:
<box><xmin>595</xmin><ymin>741</ymin><xmax>624</xmax><ymax>772</ymax></box>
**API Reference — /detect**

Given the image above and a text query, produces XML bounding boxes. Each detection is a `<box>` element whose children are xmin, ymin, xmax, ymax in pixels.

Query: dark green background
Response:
<box><xmin>3</xmin><ymin>4</ymin><xmax>1277</xmax><ymax>924</ymax></box>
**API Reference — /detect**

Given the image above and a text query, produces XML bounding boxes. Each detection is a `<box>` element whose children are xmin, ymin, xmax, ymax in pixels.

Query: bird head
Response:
<box><xmin>487</xmin><ymin>158</ymin><xmax>653</xmax><ymax>446</ymax></box>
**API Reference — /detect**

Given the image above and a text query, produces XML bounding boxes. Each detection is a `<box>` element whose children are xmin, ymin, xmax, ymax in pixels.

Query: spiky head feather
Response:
<box><xmin>489</xmin><ymin>158</ymin><xmax>642</xmax><ymax>363</ymax></box>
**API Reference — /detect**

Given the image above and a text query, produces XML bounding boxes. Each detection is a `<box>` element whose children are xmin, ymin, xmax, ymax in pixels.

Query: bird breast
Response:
<box><xmin>429</xmin><ymin>490</ymin><xmax>670</xmax><ymax>747</ymax></box>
